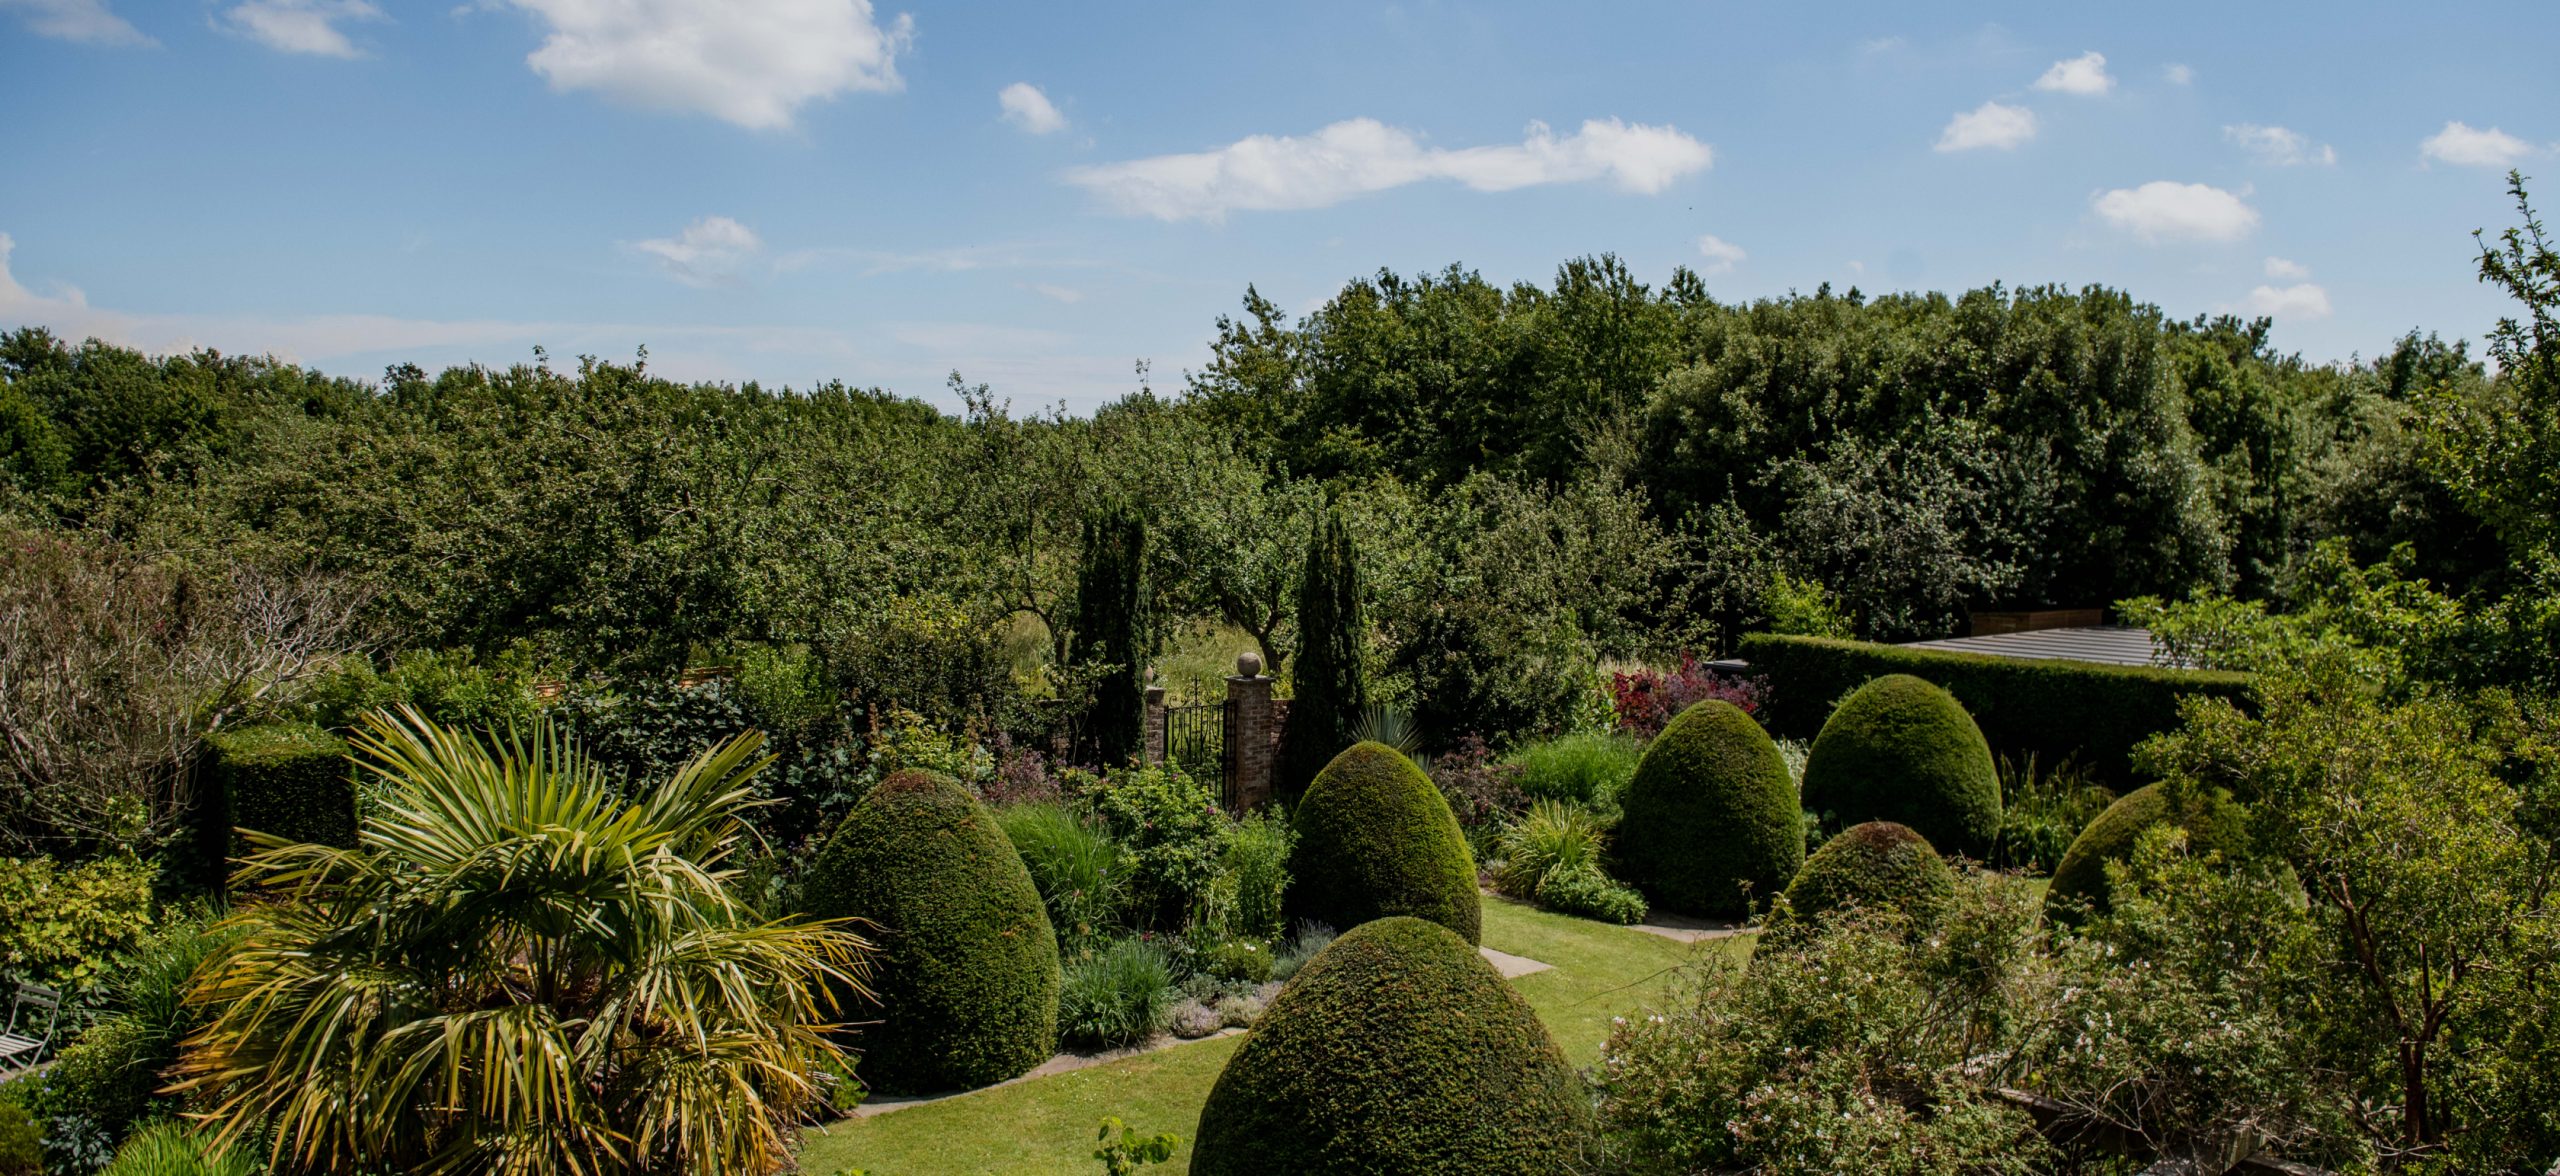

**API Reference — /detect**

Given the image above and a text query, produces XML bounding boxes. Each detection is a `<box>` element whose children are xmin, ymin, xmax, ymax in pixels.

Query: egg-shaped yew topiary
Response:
<box><xmin>799</xmin><ymin>769</ymin><xmax>1060</xmax><ymax>1093</ymax></box>
<box><xmin>1284</xmin><ymin>741</ymin><xmax>1480</xmax><ymax>944</ymax></box>
<box><xmin>2046</xmin><ymin>780</ymin><xmax>2252</xmax><ymax>922</ymax></box>
<box><xmin>1799</xmin><ymin>674</ymin><xmax>2001</xmax><ymax>858</ymax></box>
<box><xmin>1190</xmin><ymin>917</ymin><xmax>1591</xmax><ymax>1174</ymax></box>
<box><xmin>1769</xmin><ymin>821</ymin><xmax>1956</xmax><ymax>941</ymax></box>
<box><xmin>1611</xmin><ymin>700</ymin><xmax>1804</xmax><ymax>919</ymax></box>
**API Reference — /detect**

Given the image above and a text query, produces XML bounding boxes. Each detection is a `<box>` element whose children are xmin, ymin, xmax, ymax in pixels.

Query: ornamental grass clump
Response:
<box><xmin>1190</xmin><ymin>917</ymin><xmax>1591</xmax><ymax>1173</ymax></box>
<box><xmin>1800</xmin><ymin>674</ymin><xmax>2003</xmax><ymax>858</ymax></box>
<box><xmin>1612</xmin><ymin>700</ymin><xmax>1804</xmax><ymax>918</ymax></box>
<box><xmin>803</xmin><ymin>768</ymin><xmax>1061</xmax><ymax>1093</ymax></box>
<box><xmin>1058</xmin><ymin>937</ymin><xmax>1176</xmax><ymax>1050</ymax></box>
<box><xmin>1284</xmin><ymin>741</ymin><xmax>1480</xmax><ymax>944</ymax></box>
<box><xmin>171</xmin><ymin>708</ymin><xmax>871</xmax><ymax>1176</ymax></box>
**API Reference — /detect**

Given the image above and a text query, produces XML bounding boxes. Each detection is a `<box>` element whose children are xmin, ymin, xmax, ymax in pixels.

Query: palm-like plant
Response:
<box><xmin>171</xmin><ymin>707</ymin><xmax>871</xmax><ymax>1176</ymax></box>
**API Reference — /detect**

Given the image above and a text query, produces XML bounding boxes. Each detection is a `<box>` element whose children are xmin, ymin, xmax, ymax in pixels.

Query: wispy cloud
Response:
<box><xmin>2033</xmin><ymin>50</ymin><xmax>2113</xmax><ymax>96</ymax></box>
<box><xmin>219</xmin><ymin>0</ymin><xmax>384</xmax><ymax>57</ymax></box>
<box><xmin>2163</xmin><ymin>63</ymin><xmax>2194</xmax><ymax>85</ymax></box>
<box><xmin>2244</xmin><ymin>282</ymin><xmax>2331</xmax><ymax>319</ymax></box>
<box><xmin>2225</xmin><ymin>123</ymin><xmax>2335</xmax><ymax>166</ymax></box>
<box><xmin>2419</xmin><ymin>120</ymin><xmax>2540</xmax><ymax>168</ymax></box>
<box><xmin>1935</xmin><ymin>101</ymin><xmax>2036</xmax><ymax>152</ymax></box>
<box><xmin>998</xmin><ymin>82</ymin><xmax>1067</xmax><ymax>134</ymax></box>
<box><xmin>2092</xmin><ymin>181</ymin><xmax>2258</xmax><ymax>243</ymax></box>
<box><xmin>1065</xmin><ymin>117</ymin><xmax>1712</xmax><ymax>222</ymax></box>
<box><xmin>1695</xmin><ymin>234</ymin><xmax>1746</xmax><ymax>275</ymax></box>
<box><xmin>2264</xmin><ymin>257</ymin><xmax>2309</xmax><ymax>280</ymax></box>
<box><xmin>1</xmin><ymin>0</ymin><xmax>151</xmax><ymax>45</ymax></box>
<box><xmin>499</xmin><ymin>0</ymin><xmax>913</xmax><ymax>130</ymax></box>
<box><xmin>632</xmin><ymin>215</ymin><xmax>764</xmax><ymax>287</ymax></box>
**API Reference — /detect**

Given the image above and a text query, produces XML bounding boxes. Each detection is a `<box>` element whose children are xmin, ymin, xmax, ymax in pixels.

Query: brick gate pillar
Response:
<box><xmin>1225</xmin><ymin>651</ymin><xmax>1276</xmax><ymax>810</ymax></box>
<box><xmin>1142</xmin><ymin>683</ymin><xmax>1168</xmax><ymax>766</ymax></box>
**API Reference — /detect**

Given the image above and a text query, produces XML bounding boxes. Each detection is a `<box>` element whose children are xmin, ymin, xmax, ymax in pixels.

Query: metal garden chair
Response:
<box><xmin>0</xmin><ymin>981</ymin><xmax>60</xmax><ymax>1074</ymax></box>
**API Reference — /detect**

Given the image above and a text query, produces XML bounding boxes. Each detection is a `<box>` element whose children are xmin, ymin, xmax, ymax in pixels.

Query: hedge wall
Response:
<box><xmin>205</xmin><ymin>723</ymin><xmax>356</xmax><ymax>861</ymax></box>
<box><xmin>1736</xmin><ymin>634</ymin><xmax>2251</xmax><ymax>783</ymax></box>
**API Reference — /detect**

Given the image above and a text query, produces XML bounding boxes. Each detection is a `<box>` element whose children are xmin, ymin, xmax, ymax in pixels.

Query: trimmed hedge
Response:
<box><xmin>1800</xmin><ymin>675</ymin><xmax>2003</xmax><ymax>858</ymax></box>
<box><xmin>1191</xmin><ymin>916</ymin><xmax>1591</xmax><ymax>1174</ymax></box>
<box><xmin>2046</xmin><ymin>780</ymin><xmax>2252</xmax><ymax>922</ymax></box>
<box><xmin>205</xmin><ymin>723</ymin><xmax>354</xmax><ymax>860</ymax></box>
<box><xmin>1771</xmin><ymin>821</ymin><xmax>1955</xmax><ymax>940</ymax></box>
<box><xmin>1612</xmin><ymin>700</ymin><xmax>1804</xmax><ymax>919</ymax></box>
<box><xmin>1738</xmin><ymin>633</ymin><xmax>2252</xmax><ymax>784</ymax></box>
<box><xmin>1285</xmin><ymin>742</ymin><xmax>1481</xmax><ymax>945</ymax></box>
<box><xmin>800</xmin><ymin>769</ymin><xmax>1061</xmax><ymax>1093</ymax></box>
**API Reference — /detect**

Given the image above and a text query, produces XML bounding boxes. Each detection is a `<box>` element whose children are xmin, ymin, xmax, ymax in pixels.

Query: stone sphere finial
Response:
<box><xmin>1236</xmin><ymin>650</ymin><xmax>1264</xmax><ymax>678</ymax></box>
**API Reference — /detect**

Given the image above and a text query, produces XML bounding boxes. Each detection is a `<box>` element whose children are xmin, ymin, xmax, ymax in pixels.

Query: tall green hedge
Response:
<box><xmin>1285</xmin><ymin>741</ymin><xmax>1480</xmax><ymax>944</ymax></box>
<box><xmin>205</xmin><ymin>723</ymin><xmax>354</xmax><ymax>861</ymax></box>
<box><xmin>1738</xmin><ymin>633</ymin><xmax>2252</xmax><ymax>783</ymax></box>
<box><xmin>1612</xmin><ymin>700</ymin><xmax>1803</xmax><ymax>919</ymax></box>
<box><xmin>1190</xmin><ymin>916</ymin><xmax>1591</xmax><ymax>1173</ymax></box>
<box><xmin>800</xmin><ymin>769</ymin><xmax>1061</xmax><ymax>1093</ymax></box>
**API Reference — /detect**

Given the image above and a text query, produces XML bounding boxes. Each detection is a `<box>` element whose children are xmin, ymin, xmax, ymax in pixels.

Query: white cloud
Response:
<box><xmin>1694</xmin><ymin>234</ymin><xmax>1746</xmax><ymax>275</ymax></box>
<box><xmin>633</xmin><ymin>215</ymin><xmax>764</xmax><ymax>287</ymax></box>
<box><xmin>219</xmin><ymin>0</ymin><xmax>383</xmax><ymax>58</ymax></box>
<box><xmin>1</xmin><ymin>0</ymin><xmax>150</xmax><ymax>45</ymax></box>
<box><xmin>2163</xmin><ymin>63</ymin><xmax>2194</xmax><ymax>85</ymax></box>
<box><xmin>1023</xmin><ymin>282</ymin><xmax>1084</xmax><ymax>304</ymax></box>
<box><xmin>1064</xmin><ymin>117</ymin><xmax>1712</xmax><ymax>222</ymax></box>
<box><xmin>2244</xmin><ymin>282</ymin><xmax>2332</xmax><ymax>319</ymax></box>
<box><xmin>2033</xmin><ymin>50</ymin><xmax>2113</xmax><ymax>96</ymax></box>
<box><xmin>2224</xmin><ymin>123</ymin><xmax>2335</xmax><ymax>166</ymax></box>
<box><xmin>998</xmin><ymin>82</ymin><xmax>1067</xmax><ymax>135</ymax></box>
<box><xmin>502</xmin><ymin>0</ymin><xmax>913</xmax><ymax>131</ymax></box>
<box><xmin>2092</xmin><ymin>181</ymin><xmax>2259</xmax><ymax>243</ymax></box>
<box><xmin>2264</xmin><ymin>256</ymin><xmax>2309</xmax><ymax>279</ymax></box>
<box><xmin>1935</xmin><ymin>101</ymin><xmax>2037</xmax><ymax>152</ymax></box>
<box><xmin>2419</xmin><ymin>120</ymin><xmax>2539</xmax><ymax>168</ymax></box>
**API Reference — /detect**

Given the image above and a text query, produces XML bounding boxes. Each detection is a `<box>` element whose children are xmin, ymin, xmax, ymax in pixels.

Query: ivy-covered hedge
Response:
<box><xmin>1738</xmin><ymin>633</ymin><xmax>2252</xmax><ymax>783</ymax></box>
<box><xmin>1191</xmin><ymin>916</ymin><xmax>1590</xmax><ymax>1173</ymax></box>
<box><xmin>205</xmin><ymin>723</ymin><xmax>354</xmax><ymax>858</ymax></box>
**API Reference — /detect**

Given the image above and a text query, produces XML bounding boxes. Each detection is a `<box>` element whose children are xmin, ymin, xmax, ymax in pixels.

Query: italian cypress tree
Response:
<box><xmin>1072</xmin><ymin>505</ymin><xmax>1148</xmax><ymax>765</ymax></box>
<box><xmin>1281</xmin><ymin>504</ymin><xmax>1366</xmax><ymax>795</ymax></box>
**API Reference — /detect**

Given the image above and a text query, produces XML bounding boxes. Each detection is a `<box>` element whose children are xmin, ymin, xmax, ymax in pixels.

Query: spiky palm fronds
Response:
<box><xmin>172</xmin><ymin>707</ymin><xmax>872</xmax><ymax>1176</ymax></box>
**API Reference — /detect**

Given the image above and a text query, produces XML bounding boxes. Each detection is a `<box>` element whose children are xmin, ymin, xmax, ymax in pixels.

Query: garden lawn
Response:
<box><xmin>795</xmin><ymin>896</ymin><xmax>1733</xmax><ymax>1175</ymax></box>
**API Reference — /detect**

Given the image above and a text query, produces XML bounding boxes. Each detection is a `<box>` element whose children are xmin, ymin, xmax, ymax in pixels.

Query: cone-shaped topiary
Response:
<box><xmin>800</xmin><ymin>769</ymin><xmax>1060</xmax><ymax>1093</ymax></box>
<box><xmin>1800</xmin><ymin>674</ymin><xmax>2001</xmax><ymax>858</ymax></box>
<box><xmin>1280</xmin><ymin>504</ymin><xmax>1369</xmax><ymax>796</ymax></box>
<box><xmin>1612</xmin><ymin>700</ymin><xmax>1804</xmax><ymax>918</ymax></box>
<box><xmin>1769</xmin><ymin>821</ymin><xmax>1956</xmax><ymax>941</ymax></box>
<box><xmin>1191</xmin><ymin>916</ymin><xmax>1591</xmax><ymax>1174</ymax></box>
<box><xmin>2046</xmin><ymin>780</ymin><xmax>2252</xmax><ymax>922</ymax></box>
<box><xmin>1285</xmin><ymin>741</ymin><xmax>1480</xmax><ymax>944</ymax></box>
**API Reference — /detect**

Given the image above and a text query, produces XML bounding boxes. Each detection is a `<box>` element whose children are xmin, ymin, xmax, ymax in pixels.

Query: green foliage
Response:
<box><xmin>1533</xmin><ymin>861</ymin><xmax>1648</xmax><ymax>924</ymax></box>
<box><xmin>1093</xmin><ymin>1117</ymin><xmax>1180</xmax><ymax>1175</ymax></box>
<box><xmin>0</xmin><ymin>854</ymin><xmax>152</xmax><ymax>992</ymax></box>
<box><xmin>97</xmin><ymin>1121</ymin><xmax>255</xmax><ymax>1176</ymax></box>
<box><xmin>1077</xmin><ymin>763</ymin><xmax>1230</xmax><ymax>927</ymax></box>
<box><xmin>1800</xmin><ymin>674</ymin><xmax>2003</xmax><ymax>858</ymax></box>
<box><xmin>2429</xmin><ymin>174</ymin><xmax>2560</xmax><ymax>565</ymax></box>
<box><xmin>1769</xmin><ymin>821</ymin><xmax>1957</xmax><ymax>942</ymax></box>
<box><xmin>551</xmin><ymin>675</ymin><xmax>863</xmax><ymax>837</ymax></box>
<box><xmin>1058</xmin><ymin>937</ymin><xmax>1175</xmax><ymax>1050</ymax></box>
<box><xmin>1278</xmin><ymin>504</ymin><xmax>1367</xmax><ymax>794</ymax></box>
<box><xmin>1267</xmin><ymin>922</ymin><xmax>1334</xmax><ymax>983</ymax></box>
<box><xmin>1759</xmin><ymin>569</ymin><xmax>1854</xmax><ymax>638</ymax></box>
<box><xmin>1070</xmin><ymin>506</ymin><xmax>1148</xmax><ymax>765</ymax></box>
<box><xmin>995</xmin><ymin>803</ymin><xmax>1126</xmax><ymax>950</ymax></box>
<box><xmin>292</xmin><ymin>647</ymin><xmax>545</xmax><ymax>735</ymax></box>
<box><xmin>1214</xmin><ymin>809</ymin><xmax>1292</xmax><ymax>941</ymax></box>
<box><xmin>1284</xmin><ymin>742</ymin><xmax>1480</xmax><ymax>944</ymax></box>
<box><xmin>1198</xmin><ymin>937</ymin><xmax>1273</xmax><ymax>984</ymax></box>
<box><xmin>1505</xmin><ymin>731</ymin><xmax>1642</xmax><ymax>807</ymax></box>
<box><xmin>203</xmin><ymin>722</ymin><xmax>354</xmax><ymax>857</ymax></box>
<box><xmin>1989</xmin><ymin>753</ymin><xmax>2116</xmax><ymax>873</ymax></box>
<box><xmin>1190</xmin><ymin>917</ymin><xmax>1591</xmax><ymax>1174</ymax></box>
<box><xmin>1740</xmin><ymin>632</ymin><xmax>2253</xmax><ymax>786</ymax></box>
<box><xmin>1596</xmin><ymin>873</ymin><xmax>2055</xmax><ymax>1176</ymax></box>
<box><xmin>1490</xmin><ymin>799</ymin><xmax>1607</xmax><ymax>899</ymax></box>
<box><xmin>803</xmin><ymin>769</ymin><xmax>1059</xmax><ymax>1094</ymax></box>
<box><xmin>0</xmin><ymin>1097</ymin><xmax>35</xmax><ymax>1176</ymax></box>
<box><xmin>2045</xmin><ymin>780</ymin><xmax>2253</xmax><ymax>922</ymax></box>
<box><xmin>1612</xmin><ymin>700</ymin><xmax>1804</xmax><ymax>918</ymax></box>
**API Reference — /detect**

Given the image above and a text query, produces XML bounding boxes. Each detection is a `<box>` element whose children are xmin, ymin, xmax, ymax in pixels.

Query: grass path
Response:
<box><xmin>796</xmin><ymin>898</ymin><xmax>1740</xmax><ymax>1175</ymax></box>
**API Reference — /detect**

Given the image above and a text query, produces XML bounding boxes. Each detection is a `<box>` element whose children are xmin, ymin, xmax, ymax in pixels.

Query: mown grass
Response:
<box><xmin>796</xmin><ymin>896</ymin><xmax>1738</xmax><ymax>1174</ymax></box>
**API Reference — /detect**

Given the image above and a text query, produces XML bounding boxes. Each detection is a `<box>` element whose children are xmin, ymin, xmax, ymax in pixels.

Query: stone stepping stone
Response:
<box><xmin>1477</xmin><ymin>945</ymin><xmax>1553</xmax><ymax>978</ymax></box>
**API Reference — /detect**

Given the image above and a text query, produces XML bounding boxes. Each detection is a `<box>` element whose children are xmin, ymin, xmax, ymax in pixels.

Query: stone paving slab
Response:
<box><xmin>1477</xmin><ymin>945</ymin><xmax>1553</xmax><ymax>978</ymax></box>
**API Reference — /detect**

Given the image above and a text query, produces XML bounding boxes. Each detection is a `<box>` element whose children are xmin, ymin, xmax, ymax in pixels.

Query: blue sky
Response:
<box><xmin>3</xmin><ymin>1</ymin><xmax>2555</xmax><ymax>411</ymax></box>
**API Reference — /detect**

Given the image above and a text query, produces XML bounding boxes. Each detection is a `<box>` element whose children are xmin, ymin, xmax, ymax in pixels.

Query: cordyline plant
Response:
<box><xmin>170</xmin><ymin>707</ymin><xmax>873</xmax><ymax>1176</ymax></box>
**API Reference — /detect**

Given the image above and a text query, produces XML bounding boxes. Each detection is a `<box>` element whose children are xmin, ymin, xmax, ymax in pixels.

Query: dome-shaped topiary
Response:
<box><xmin>1800</xmin><ymin>674</ymin><xmax>2002</xmax><ymax>858</ymax></box>
<box><xmin>1769</xmin><ymin>821</ymin><xmax>1956</xmax><ymax>941</ymax></box>
<box><xmin>1285</xmin><ymin>741</ymin><xmax>1480</xmax><ymax>944</ymax></box>
<box><xmin>2046</xmin><ymin>780</ymin><xmax>2252</xmax><ymax>922</ymax></box>
<box><xmin>800</xmin><ymin>769</ymin><xmax>1061</xmax><ymax>1093</ymax></box>
<box><xmin>1190</xmin><ymin>916</ymin><xmax>1591</xmax><ymax>1174</ymax></box>
<box><xmin>1611</xmin><ymin>700</ymin><xmax>1804</xmax><ymax>919</ymax></box>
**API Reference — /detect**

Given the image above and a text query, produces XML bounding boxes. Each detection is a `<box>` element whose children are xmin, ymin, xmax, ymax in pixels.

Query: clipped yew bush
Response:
<box><xmin>2046</xmin><ymin>780</ymin><xmax>2252</xmax><ymax>921</ymax></box>
<box><xmin>1190</xmin><ymin>917</ymin><xmax>1590</xmax><ymax>1173</ymax></box>
<box><xmin>1285</xmin><ymin>741</ymin><xmax>1480</xmax><ymax>944</ymax></box>
<box><xmin>205</xmin><ymin>723</ymin><xmax>354</xmax><ymax>856</ymax></box>
<box><xmin>1612</xmin><ymin>700</ymin><xmax>1804</xmax><ymax>918</ymax></box>
<box><xmin>799</xmin><ymin>769</ymin><xmax>1060</xmax><ymax>1093</ymax></box>
<box><xmin>1800</xmin><ymin>674</ymin><xmax>2001</xmax><ymax>858</ymax></box>
<box><xmin>1769</xmin><ymin>821</ymin><xmax>1956</xmax><ymax>941</ymax></box>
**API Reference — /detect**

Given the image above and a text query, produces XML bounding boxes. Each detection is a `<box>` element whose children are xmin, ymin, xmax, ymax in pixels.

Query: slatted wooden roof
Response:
<box><xmin>1898</xmin><ymin>626</ymin><xmax>2164</xmax><ymax>668</ymax></box>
